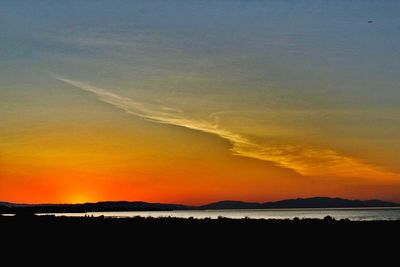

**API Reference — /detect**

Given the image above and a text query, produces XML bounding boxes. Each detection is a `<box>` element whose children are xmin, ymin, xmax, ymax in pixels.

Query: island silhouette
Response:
<box><xmin>1</xmin><ymin>197</ymin><xmax>399</xmax><ymax>214</ymax></box>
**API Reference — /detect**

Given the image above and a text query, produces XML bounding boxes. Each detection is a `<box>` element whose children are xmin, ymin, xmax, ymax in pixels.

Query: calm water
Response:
<box><xmin>37</xmin><ymin>208</ymin><xmax>400</xmax><ymax>221</ymax></box>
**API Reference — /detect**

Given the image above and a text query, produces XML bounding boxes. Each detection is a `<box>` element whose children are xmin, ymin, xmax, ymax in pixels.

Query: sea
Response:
<box><xmin>35</xmin><ymin>208</ymin><xmax>400</xmax><ymax>221</ymax></box>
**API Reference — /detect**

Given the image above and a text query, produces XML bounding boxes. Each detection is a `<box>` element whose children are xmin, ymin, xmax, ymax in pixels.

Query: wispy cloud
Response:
<box><xmin>52</xmin><ymin>73</ymin><xmax>400</xmax><ymax>181</ymax></box>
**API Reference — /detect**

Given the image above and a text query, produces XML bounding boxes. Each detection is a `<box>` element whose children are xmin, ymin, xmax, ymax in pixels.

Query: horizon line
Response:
<box><xmin>2</xmin><ymin>196</ymin><xmax>399</xmax><ymax>206</ymax></box>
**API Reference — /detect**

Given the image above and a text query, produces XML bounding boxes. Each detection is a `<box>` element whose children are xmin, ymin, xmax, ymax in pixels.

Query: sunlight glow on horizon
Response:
<box><xmin>1</xmin><ymin>1</ymin><xmax>400</xmax><ymax>204</ymax></box>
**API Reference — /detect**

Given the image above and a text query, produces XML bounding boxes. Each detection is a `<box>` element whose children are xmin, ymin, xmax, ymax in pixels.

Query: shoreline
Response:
<box><xmin>3</xmin><ymin>213</ymin><xmax>400</xmax><ymax>222</ymax></box>
<box><xmin>3</xmin><ymin>206</ymin><xmax>400</xmax><ymax>221</ymax></box>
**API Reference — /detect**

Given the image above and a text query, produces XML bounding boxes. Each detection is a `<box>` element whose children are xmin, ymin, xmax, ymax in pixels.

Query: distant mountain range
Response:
<box><xmin>0</xmin><ymin>201</ymin><xmax>188</xmax><ymax>213</ymax></box>
<box><xmin>199</xmin><ymin>197</ymin><xmax>400</xmax><ymax>209</ymax></box>
<box><xmin>1</xmin><ymin>197</ymin><xmax>399</xmax><ymax>214</ymax></box>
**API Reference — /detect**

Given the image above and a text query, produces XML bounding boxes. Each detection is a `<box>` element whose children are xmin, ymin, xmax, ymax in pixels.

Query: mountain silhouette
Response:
<box><xmin>0</xmin><ymin>201</ymin><xmax>190</xmax><ymax>214</ymax></box>
<box><xmin>1</xmin><ymin>197</ymin><xmax>399</xmax><ymax>214</ymax></box>
<box><xmin>199</xmin><ymin>200</ymin><xmax>263</xmax><ymax>209</ymax></box>
<box><xmin>201</xmin><ymin>197</ymin><xmax>399</xmax><ymax>209</ymax></box>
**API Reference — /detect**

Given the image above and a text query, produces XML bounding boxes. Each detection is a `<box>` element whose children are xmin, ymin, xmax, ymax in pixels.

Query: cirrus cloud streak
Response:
<box><xmin>52</xmin><ymin>73</ymin><xmax>400</xmax><ymax>181</ymax></box>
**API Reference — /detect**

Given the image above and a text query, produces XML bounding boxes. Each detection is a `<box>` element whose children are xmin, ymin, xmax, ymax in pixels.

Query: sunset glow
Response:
<box><xmin>1</xmin><ymin>1</ymin><xmax>400</xmax><ymax>205</ymax></box>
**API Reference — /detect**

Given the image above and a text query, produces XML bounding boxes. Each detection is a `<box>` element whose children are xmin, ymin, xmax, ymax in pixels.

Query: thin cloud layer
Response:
<box><xmin>53</xmin><ymin>74</ymin><xmax>400</xmax><ymax>181</ymax></box>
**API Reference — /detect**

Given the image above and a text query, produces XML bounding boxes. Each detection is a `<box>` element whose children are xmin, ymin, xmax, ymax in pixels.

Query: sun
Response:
<box><xmin>66</xmin><ymin>193</ymin><xmax>95</xmax><ymax>204</ymax></box>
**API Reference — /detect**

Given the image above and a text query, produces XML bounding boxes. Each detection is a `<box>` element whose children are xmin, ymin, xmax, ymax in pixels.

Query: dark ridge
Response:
<box><xmin>1</xmin><ymin>197</ymin><xmax>399</xmax><ymax>214</ymax></box>
<box><xmin>260</xmin><ymin>197</ymin><xmax>399</xmax><ymax>209</ymax></box>
<box><xmin>199</xmin><ymin>197</ymin><xmax>399</xmax><ymax>210</ymax></box>
<box><xmin>199</xmin><ymin>200</ymin><xmax>263</xmax><ymax>209</ymax></box>
<box><xmin>0</xmin><ymin>201</ymin><xmax>191</xmax><ymax>214</ymax></box>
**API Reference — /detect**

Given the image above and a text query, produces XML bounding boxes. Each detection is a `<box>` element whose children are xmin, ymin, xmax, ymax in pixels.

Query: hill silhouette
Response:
<box><xmin>1</xmin><ymin>197</ymin><xmax>399</xmax><ymax>214</ymax></box>
<box><xmin>0</xmin><ymin>201</ymin><xmax>189</xmax><ymax>214</ymax></box>
<box><xmin>200</xmin><ymin>197</ymin><xmax>399</xmax><ymax>209</ymax></box>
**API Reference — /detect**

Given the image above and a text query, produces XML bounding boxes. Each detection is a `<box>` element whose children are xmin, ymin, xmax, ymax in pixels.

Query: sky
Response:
<box><xmin>1</xmin><ymin>0</ymin><xmax>400</xmax><ymax>204</ymax></box>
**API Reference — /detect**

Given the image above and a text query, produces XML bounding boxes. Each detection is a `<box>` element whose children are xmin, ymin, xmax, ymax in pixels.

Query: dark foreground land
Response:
<box><xmin>2</xmin><ymin>214</ymin><xmax>400</xmax><ymax>238</ymax></box>
<box><xmin>2</xmin><ymin>215</ymin><xmax>399</xmax><ymax>259</ymax></box>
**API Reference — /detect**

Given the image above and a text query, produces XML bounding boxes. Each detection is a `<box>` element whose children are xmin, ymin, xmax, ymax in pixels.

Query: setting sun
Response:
<box><xmin>1</xmin><ymin>0</ymin><xmax>400</xmax><ymax>205</ymax></box>
<box><xmin>66</xmin><ymin>193</ymin><xmax>94</xmax><ymax>204</ymax></box>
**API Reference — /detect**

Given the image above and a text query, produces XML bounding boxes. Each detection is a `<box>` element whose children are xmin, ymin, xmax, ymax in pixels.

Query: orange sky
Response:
<box><xmin>1</xmin><ymin>113</ymin><xmax>400</xmax><ymax>205</ymax></box>
<box><xmin>1</xmin><ymin>1</ymin><xmax>400</xmax><ymax>204</ymax></box>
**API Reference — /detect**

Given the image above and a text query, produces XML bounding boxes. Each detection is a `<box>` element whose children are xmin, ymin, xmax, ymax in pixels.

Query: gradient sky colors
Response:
<box><xmin>1</xmin><ymin>1</ymin><xmax>400</xmax><ymax>204</ymax></box>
